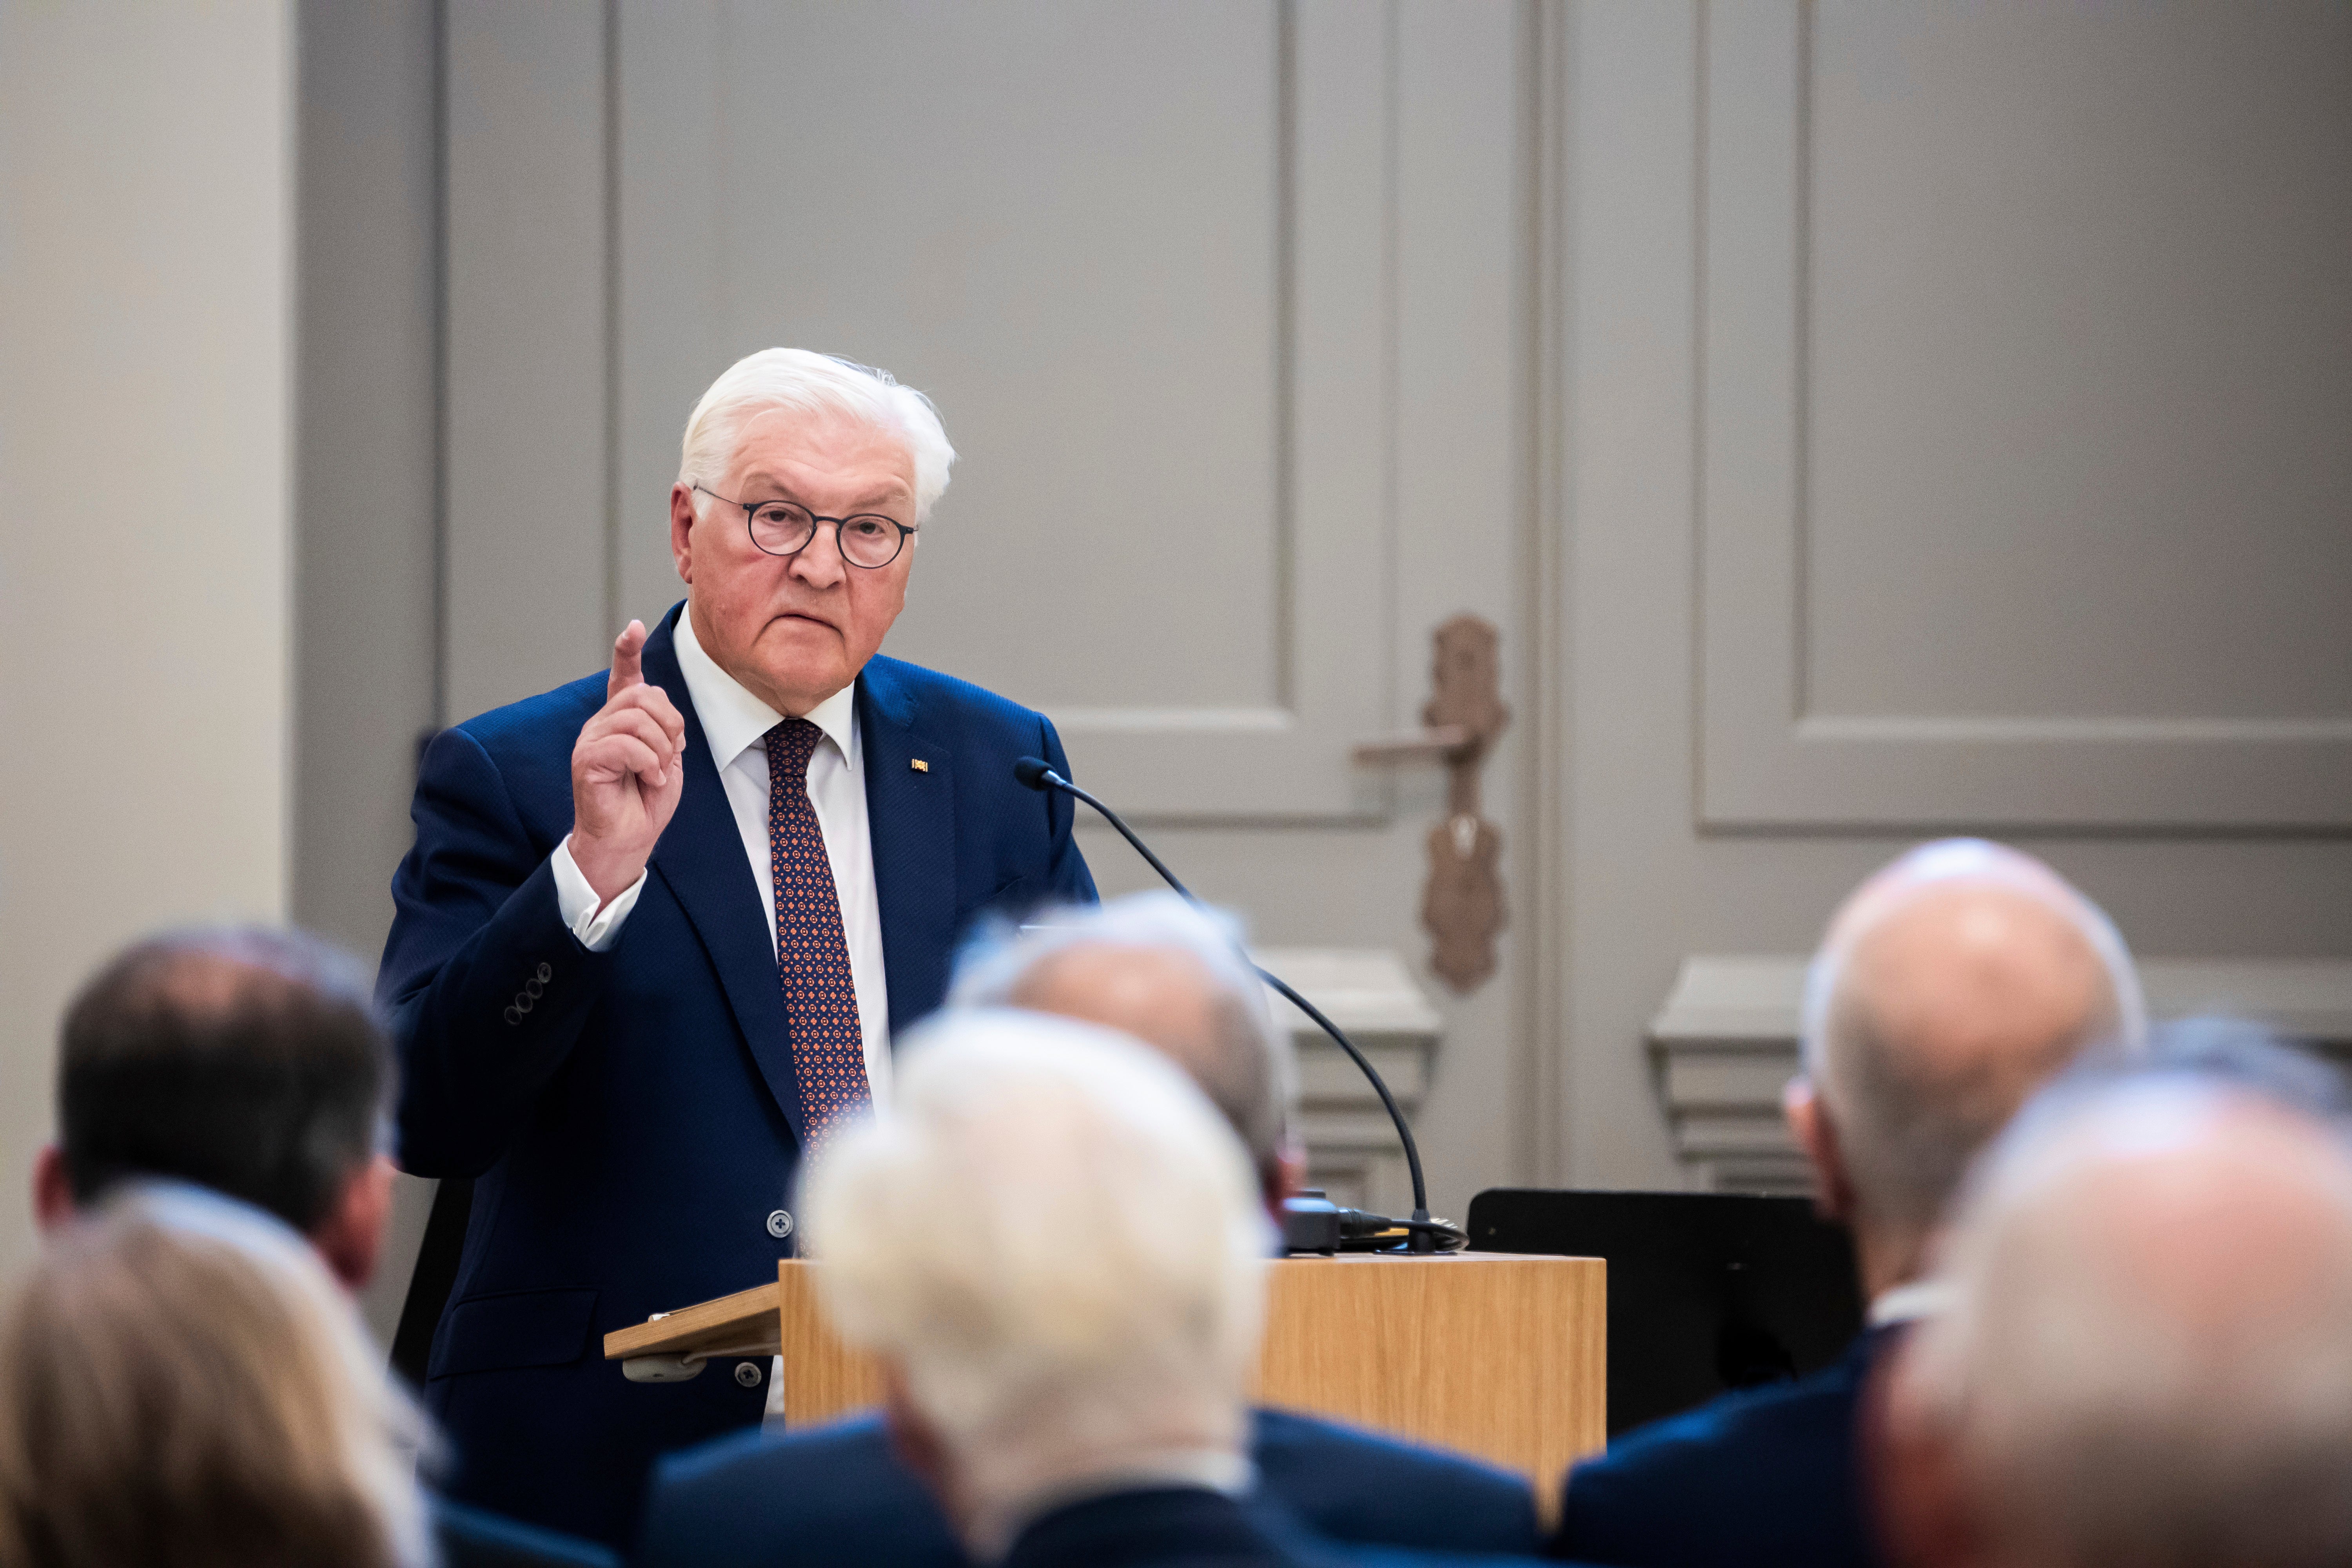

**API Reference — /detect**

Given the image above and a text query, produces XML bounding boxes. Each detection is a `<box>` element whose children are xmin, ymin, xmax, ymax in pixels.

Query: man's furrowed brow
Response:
<box><xmin>737</xmin><ymin>470</ymin><xmax>913</xmax><ymax>513</ymax></box>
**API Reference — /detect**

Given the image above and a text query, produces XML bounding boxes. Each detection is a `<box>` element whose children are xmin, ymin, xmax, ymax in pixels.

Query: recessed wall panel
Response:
<box><xmin>1699</xmin><ymin>0</ymin><xmax>2352</xmax><ymax>829</ymax></box>
<box><xmin>1805</xmin><ymin>0</ymin><xmax>2352</xmax><ymax>725</ymax></box>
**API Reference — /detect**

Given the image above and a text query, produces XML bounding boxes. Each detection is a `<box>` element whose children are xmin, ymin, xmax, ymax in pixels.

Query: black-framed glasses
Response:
<box><xmin>692</xmin><ymin>484</ymin><xmax>917</xmax><ymax>569</ymax></box>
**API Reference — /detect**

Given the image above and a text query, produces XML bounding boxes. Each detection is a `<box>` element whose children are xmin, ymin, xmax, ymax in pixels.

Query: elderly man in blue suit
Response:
<box><xmin>636</xmin><ymin>894</ymin><xmax>1545</xmax><ymax>1566</ymax></box>
<box><xmin>1550</xmin><ymin>842</ymin><xmax>2145</xmax><ymax>1568</ymax></box>
<box><xmin>377</xmin><ymin>350</ymin><xmax>1094</xmax><ymax>1546</ymax></box>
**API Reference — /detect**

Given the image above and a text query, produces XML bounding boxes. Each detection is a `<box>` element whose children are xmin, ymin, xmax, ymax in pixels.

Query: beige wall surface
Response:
<box><xmin>0</xmin><ymin>2</ymin><xmax>294</xmax><ymax>1282</ymax></box>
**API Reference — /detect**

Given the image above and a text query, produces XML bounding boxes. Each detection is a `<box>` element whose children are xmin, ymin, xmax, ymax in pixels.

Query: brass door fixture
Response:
<box><xmin>1353</xmin><ymin>615</ymin><xmax>1510</xmax><ymax>992</ymax></box>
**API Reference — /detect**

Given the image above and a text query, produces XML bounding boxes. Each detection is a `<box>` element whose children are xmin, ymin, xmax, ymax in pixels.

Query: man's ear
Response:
<box><xmin>1786</xmin><ymin>1077</ymin><xmax>1858</xmax><ymax>1226</ymax></box>
<box><xmin>310</xmin><ymin>1154</ymin><xmax>396</xmax><ymax>1294</ymax></box>
<box><xmin>670</xmin><ymin>483</ymin><xmax>699</xmax><ymax>584</ymax></box>
<box><xmin>31</xmin><ymin>1144</ymin><xmax>78</xmax><ymax>1232</ymax></box>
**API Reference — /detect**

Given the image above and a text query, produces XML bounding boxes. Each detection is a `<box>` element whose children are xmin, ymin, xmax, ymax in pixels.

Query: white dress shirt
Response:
<box><xmin>550</xmin><ymin>610</ymin><xmax>893</xmax><ymax>1107</ymax></box>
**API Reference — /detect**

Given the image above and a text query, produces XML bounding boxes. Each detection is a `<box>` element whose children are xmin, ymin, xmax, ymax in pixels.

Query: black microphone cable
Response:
<box><xmin>1013</xmin><ymin>756</ymin><xmax>1464</xmax><ymax>1254</ymax></box>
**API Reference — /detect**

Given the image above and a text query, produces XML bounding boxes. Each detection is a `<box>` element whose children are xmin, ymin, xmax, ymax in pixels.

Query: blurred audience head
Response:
<box><xmin>803</xmin><ymin>1009</ymin><xmax>1271</xmax><ymax>1555</ymax></box>
<box><xmin>1875</xmin><ymin>1079</ymin><xmax>2352</xmax><ymax>1568</ymax></box>
<box><xmin>950</xmin><ymin>891</ymin><xmax>1299</xmax><ymax>1201</ymax></box>
<box><xmin>2062</xmin><ymin>1014</ymin><xmax>2352</xmax><ymax>1125</ymax></box>
<box><xmin>0</xmin><ymin>1185</ymin><xmax>432</xmax><ymax>1568</ymax></box>
<box><xmin>36</xmin><ymin>926</ymin><xmax>396</xmax><ymax>1291</ymax></box>
<box><xmin>1790</xmin><ymin>838</ymin><xmax>2143</xmax><ymax>1290</ymax></box>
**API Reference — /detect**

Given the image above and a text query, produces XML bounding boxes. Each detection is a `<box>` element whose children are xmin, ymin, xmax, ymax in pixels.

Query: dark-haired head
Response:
<box><xmin>36</xmin><ymin>927</ymin><xmax>393</xmax><ymax>1290</ymax></box>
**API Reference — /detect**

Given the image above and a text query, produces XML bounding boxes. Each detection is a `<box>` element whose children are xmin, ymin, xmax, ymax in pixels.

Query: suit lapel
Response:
<box><xmin>641</xmin><ymin>605</ymin><xmax>808</xmax><ymax>1149</ymax></box>
<box><xmin>858</xmin><ymin>657</ymin><xmax>958</xmax><ymax>1037</ymax></box>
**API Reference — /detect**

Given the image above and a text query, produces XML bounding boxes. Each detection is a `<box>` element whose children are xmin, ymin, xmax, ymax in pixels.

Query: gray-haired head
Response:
<box><xmin>1883</xmin><ymin>1078</ymin><xmax>2352</xmax><ymax>1568</ymax></box>
<box><xmin>801</xmin><ymin>1009</ymin><xmax>1270</xmax><ymax>1553</ymax></box>
<box><xmin>949</xmin><ymin>892</ymin><xmax>1297</xmax><ymax>1192</ymax></box>
<box><xmin>1795</xmin><ymin>839</ymin><xmax>2144</xmax><ymax>1247</ymax></box>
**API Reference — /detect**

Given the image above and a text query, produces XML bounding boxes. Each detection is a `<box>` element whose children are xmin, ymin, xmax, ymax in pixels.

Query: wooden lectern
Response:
<box><xmin>607</xmin><ymin>1252</ymin><xmax>1604</xmax><ymax>1493</ymax></box>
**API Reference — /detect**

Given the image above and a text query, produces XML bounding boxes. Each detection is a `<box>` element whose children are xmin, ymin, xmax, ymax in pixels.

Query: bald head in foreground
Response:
<box><xmin>1551</xmin><ymin>839</ymin><xmax>2142</xmax><ymax>1568</ymax></box>
<box><xmin>1876</xmin><ymin>1081</ymin><xmax>2352</xmax><ymax>1568</ymax></box>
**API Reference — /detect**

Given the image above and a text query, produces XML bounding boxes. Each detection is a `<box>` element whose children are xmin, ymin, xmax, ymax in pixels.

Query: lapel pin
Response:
<box><xmin>910</xmin><ymin>758</ymin><xmax>930</xmax><ymax>773</ymax></box>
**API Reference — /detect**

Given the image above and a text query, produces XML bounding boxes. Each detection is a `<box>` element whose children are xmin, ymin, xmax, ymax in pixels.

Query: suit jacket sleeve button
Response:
<box><xmin>734</xmin><ymin>1361</ymin><xmax>764</xmax><ymax>1387</ymax></box>
<box><xmin>503</xmin><ymin>1005</ymin><xmax>523</xmax><ymax>1026</ymax></box>
<box><xmin>535</xmin><ymin>962</ymin><xmax>553</xmax><ymax>984</ymax></box>
<box><xmin>766</xmin><ymin>1209</ymin><xmax>794</xmax><ymax>1239</ymax></box>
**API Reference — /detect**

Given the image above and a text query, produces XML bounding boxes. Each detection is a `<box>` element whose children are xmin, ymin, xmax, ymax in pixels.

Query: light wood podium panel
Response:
<box><xmin>774</xmin><ymin>1252</ymin><xmax>1603</xmax><ymax>1490</ymax></box>
<box><xmin>1250</xmin><ymin>1253</ymin><xmax>1605</xmax><ymax>1488</ymax></box>
<box><xmin>607</xmin><ymin>1253</ymin><xmax>1604</xmax><ymax>1490</ymax></box>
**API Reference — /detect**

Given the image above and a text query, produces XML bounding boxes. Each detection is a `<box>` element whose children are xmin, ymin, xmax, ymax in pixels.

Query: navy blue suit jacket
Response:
<box><xmin>1002</xmin><ymin>1488</ymin><xmax>1301</xmax><ymax>1568</ymax></box>
<box><xmin>379</xmin><ymin>605</ymin><xmax>1094</xmax><ymax>1546</ymax></box>
<box><xmin>634</xmin><ymin>1407</ymin><xmax>1544</xmax><ymax>1567</ymax></box>
<box><xmin>1000</xmin><ymin>1486</ymin><xmax>1595</xmax><ymax>1568</ymax></box>
<box><xmin>1548</xmin><ymin>1327</ymin><xmax>1899</xmax><ymax>1568</ymax></box>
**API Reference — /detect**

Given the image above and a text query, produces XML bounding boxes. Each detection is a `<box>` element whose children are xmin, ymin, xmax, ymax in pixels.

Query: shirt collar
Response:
<box><xmin>1867</xmin><ymin>1278</ymin><xmax>1954</xmax><ymax>1328</ymax></box>
<box><xmin>673</xmin><ymin>606</ymin><xmax>858</xmax><ymax>769</ymax></box>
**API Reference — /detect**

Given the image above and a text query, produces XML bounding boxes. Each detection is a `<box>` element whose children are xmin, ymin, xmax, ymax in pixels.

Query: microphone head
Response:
<box><xmin>1011</xmin><ymin>756</ymin><xmax>1054</xmax><ymax>791</ymax></box>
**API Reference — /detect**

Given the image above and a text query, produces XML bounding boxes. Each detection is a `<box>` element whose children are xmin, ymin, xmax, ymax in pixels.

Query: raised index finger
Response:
<box><xmin>608</xmin><ymin>620</ymin><xmax>648</xmax><ymax>700</ymax></box>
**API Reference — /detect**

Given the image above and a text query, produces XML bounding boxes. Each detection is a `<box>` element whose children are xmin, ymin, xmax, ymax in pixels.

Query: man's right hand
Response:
<box><xmin>570</xmin><ymin>620</ymin><xmax>688</xmax><ymax>906</ymax></box>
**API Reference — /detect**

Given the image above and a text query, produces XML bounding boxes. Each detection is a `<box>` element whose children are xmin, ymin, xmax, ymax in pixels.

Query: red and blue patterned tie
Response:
<box><xmin>764</xmin><ymin>718</ymin><xmax>871</xmax><ymax>1150</ymax></box>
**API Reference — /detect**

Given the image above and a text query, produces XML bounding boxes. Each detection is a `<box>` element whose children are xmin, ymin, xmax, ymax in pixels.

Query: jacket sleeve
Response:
<box><xmin>1038</xmin><ymin>714</ymin><xmax>1098</xmax><ymax>906</ymax></box>
<box><xmin>378</xmin><ymin>726</ymin><xmax>615</xmax><ymax>1177</ymax></box>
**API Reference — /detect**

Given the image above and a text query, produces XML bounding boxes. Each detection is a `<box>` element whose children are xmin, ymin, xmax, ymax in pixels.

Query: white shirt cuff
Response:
<box><xmin>551</xmin><ymin>836</ymin><xmax>646</xmax><ymax>952</ymax></box>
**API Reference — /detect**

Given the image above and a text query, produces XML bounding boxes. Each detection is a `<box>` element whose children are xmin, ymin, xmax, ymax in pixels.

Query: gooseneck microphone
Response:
<box><xmin>1014</xmin><ymin>755</ymin><xmax>1455</xmax><ymax>1254</ymax></box>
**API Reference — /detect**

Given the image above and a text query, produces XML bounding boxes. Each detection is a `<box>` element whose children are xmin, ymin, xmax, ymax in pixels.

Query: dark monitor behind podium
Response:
<box><xmin>1468</xmin><ymin>1188</ymin><xmax>1866</xmax><ymax>1437</ymax></box>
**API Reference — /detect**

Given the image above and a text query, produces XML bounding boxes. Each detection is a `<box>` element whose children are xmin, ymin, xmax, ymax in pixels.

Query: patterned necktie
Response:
<box><xmin>763</xmin><ymin>718</ymin><xmax>870</xmax><ymax>1150</ymax></box>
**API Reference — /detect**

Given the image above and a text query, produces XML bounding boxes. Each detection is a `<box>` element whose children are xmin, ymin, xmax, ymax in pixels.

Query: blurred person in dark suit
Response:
<box><xmin>1873</xmin><ymin>1076</ymin><xmax>2352</xmax><ymax>1568</ymax></box>
<box><xmin>377</xmin><ymin>349</ymin><xmax>1095</xmax><ymax>1543</ymax></box>
<box><xmin>32</xmin><ymin>927</ymin><xmax>615</xmax><ymax>1568</ymax></box>
<box><xmin>0</xmin><ymin>1184</ymin><xmax>434</xmax><ymax>1568</ymax></box>
<box><xmin>637</xmin><ymin>893</ymin><xmax>1544</xmax><ymax>1568</ymax></box>
<box><xmin>1551</xmin><ymin>840</ymin><xmax>2145</xmax><ymax>1568</ymax></box>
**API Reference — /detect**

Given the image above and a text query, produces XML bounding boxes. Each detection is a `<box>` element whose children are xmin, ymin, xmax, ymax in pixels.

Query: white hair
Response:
<box><xmin>948</xmin><ymin>893</ymin><xmax>1298</xmax><ymax>1177</ymax></box>
<box><xmin>678</xmin><ymin>348</ymin><xmax>956</xmax><ymax>523</ymax></box>
<box><xmin>1797</xmin><ymin>838</ymin><xmax>2146</xmax><ymax>1234</ymax></box>
<box><xmin>1897</xmin><ymin>1082</ymin><xmax>2352</xmax><ymax>1567</ymax></box>
<box><xmin>801</xmin><ymin>1011</ymin><xmax>1270</xmax><ymax>1512</ymax></box>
